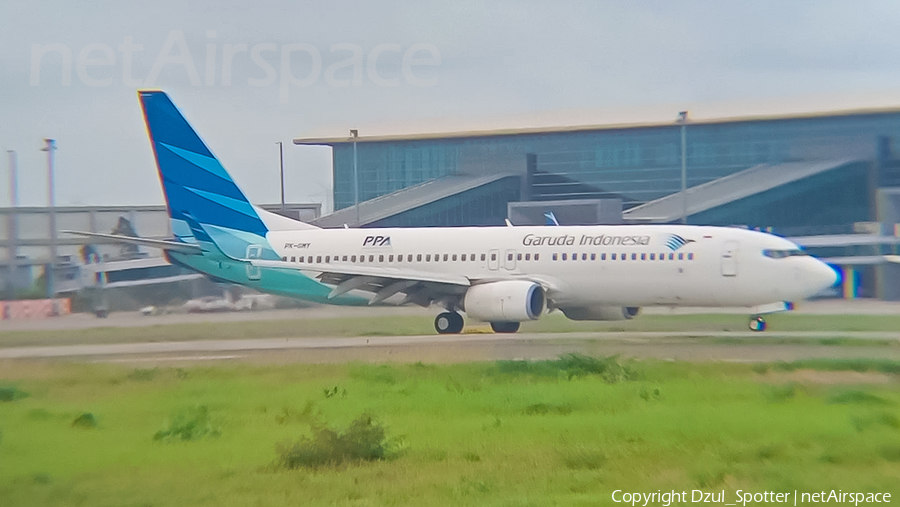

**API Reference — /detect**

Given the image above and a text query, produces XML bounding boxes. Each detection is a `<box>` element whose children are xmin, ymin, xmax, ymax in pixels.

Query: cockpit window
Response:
<box><xmin>763</xmin><ymin>248</ymin><xmax>808</xmax><ymax>259</ymax></box>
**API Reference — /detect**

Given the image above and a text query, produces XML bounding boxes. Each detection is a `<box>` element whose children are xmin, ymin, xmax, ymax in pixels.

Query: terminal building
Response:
<box><xmin>4</xmin><ymin>109</ymin><xmax>900</xmax><ymax>302</ymax></box>
<box><xmin>0</xmin><ymin>203</ymin><xmax>320</xmax><ymax>299</ymax></box>
<box><xmin>296</xmin><ymin>108</ymin><xmax>900</xmax><ymax>300</ymax></box>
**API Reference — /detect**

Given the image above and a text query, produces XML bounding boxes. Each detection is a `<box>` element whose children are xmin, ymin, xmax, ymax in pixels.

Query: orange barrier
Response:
<box><xmin>1</xmin><ymin>299</ymin><xmax>71</xmax><ymax>320</ymax></box>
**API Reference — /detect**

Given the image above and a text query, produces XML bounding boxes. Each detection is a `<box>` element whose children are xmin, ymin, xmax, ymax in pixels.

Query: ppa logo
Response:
<box><xmin>363</xmin><ymin>235</ymin><xmax>391</xmax><ymax>247</ymax></box>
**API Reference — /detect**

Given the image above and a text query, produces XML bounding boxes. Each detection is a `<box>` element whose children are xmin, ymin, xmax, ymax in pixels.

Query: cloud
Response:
<box><xmin>2</xmin><ymin>0</ymin><xmax>900</xmax><ymax>207</ymax></box>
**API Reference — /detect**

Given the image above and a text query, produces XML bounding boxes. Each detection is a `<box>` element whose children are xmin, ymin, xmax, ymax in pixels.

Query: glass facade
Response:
<box><xmin>690</xmin><ymin>162</ymin><xmax>873</xmax><ymax>234</ymax></box>
<box><xmin>367</xmin><ymin>177</ymin><xmax>520</xmax><ymax>228</ymax></box>
<box><xmin>329</xmin><ymin>110</ymin><xmax>900</xmax><ymax>229</ymax></box>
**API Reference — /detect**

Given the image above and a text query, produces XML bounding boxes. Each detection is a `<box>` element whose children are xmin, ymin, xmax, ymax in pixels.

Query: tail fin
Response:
<box><xmin>544</xmin><ymin>211</ymin><xmax>560</xmax><ymax>226</ymax></box>
<box><xmin>139</xmin><ymin>90</ymin><xmax>270</xmax><ymax>240</ymax></box>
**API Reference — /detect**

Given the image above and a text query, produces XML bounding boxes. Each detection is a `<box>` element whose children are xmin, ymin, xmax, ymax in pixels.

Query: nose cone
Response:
<box><xmin>807</xmin><ymin>259</ymin><xmax>839</xmax><ymax>294</ymax></box>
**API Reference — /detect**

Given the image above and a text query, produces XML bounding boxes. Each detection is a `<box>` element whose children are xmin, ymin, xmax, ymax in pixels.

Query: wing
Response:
<box><xmin>251</xmin><ymin>259</ymin><xmax>469</xmax><ymax>306</ymax></box>
<box><xmin>62</xmin><ymin>230</ymin><xmax>204</xmax><ymax>254</ymax></box>
<box><xmin>250</xmin><ymin>259</ymin><xmax>567</xmax><ymax>307</ymax></box>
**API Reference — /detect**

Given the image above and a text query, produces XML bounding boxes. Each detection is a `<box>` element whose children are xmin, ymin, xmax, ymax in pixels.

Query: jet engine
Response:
<box><xmin>560</xmin><ymin>306</ymin><xmax>641</xmax><ymax>321</ymax></box>
<box><xmin>463</xmin><ymin>280</ymin><xmax>545</xmax><ymax>322</ymax></box>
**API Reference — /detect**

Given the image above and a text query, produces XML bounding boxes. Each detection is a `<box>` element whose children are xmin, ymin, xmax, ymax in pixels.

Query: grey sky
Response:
<box><xmin>3</xmin><ymin>1</ymin><xmax>900</xmax><ymax>212</ymax></box>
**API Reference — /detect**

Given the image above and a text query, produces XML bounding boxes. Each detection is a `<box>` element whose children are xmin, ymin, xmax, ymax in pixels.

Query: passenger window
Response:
<box><xmin>426</xmin><ymin>254</ymin><xmax>431</xmax><ymax>261</ymax></box>
<box><xmin>341</xmin><ymin>255</ymin><xmax>347</xmax><ymax>262</ymax></box>
<box><xmin>316</xmin><ymin>256</ymin><xmax>322</xmax><ymax>263</ymax></box>
<box><xmin>408</xmin><ymin>254</ymin><xmax>413</xmax><ymax>262</ymax></box>
<box><xmin>525</xmin><ymin>253</ymin><xmax>531</xmax><ymax>261</ymax></box>
<box><xmin>581</xmin><ymin>253</ymin><xmax>586</xmax><ymax>260</ymax></box>
<box><xmin>650</xmin><ymin>253</ymin><xmax>655</xmax><ymax>260</ymax></box>
<box><xmin>688</xmin><ymin>253</ymin><xmax>694</xmax><ymax>260</ymax></box>
<box><xmin>452</xmin><ymin>254</ymin><xmax>458</xmax><ymax>261</ymax></box>
<box><xmin>461</xmin><ymin>254</ymin><xmax>467</xmax><ymax>261</ymax></box>
<box><xmin>368</xmin><ymin>255</ymin><xmax>374</xmax><ymax>262</ymax></box>
<box><xmin>553</xmin><ymin>253</ymin><xmax>558</xmax><ymax>261</ymax></box>
<box><xmin>397</xmin><ymin>255</ymin><xmax>402</xmax><ymax>262</ymax></box>
<box><xmin>562</xmin><ymin>253</ymin><xmax>567</xmax><ymax>260</ymax></box>
<box><xmin>659</xmin><ymin>253</ymin><xmax>665</xmax><ymax>261</ymax></box>
<box><xmin>534</xmin><ymin>253</ymin><xmax>540</xmax><ymax>261</ymax></box>
<box><xmin>516</xmin><ymin>253</ymin><xmax>522</xmax><ymax>261</ymax></box>
<box><xmin>379</xmin><ymin>255</ymin><xmax>384</xmax><ymax>262</ymax></box>
<box><xmin>621</xmin><ymin>253</ymin><xmax>626</xmax><ymax>260</ymax></box>
<box><xmin>591</xmin><ymin>253</ymin><xmax>596</xmax><ymax>260</ymax></box>
<box><xmin>325</xmin><ymin>256</ymin><xmax>330</xmax><ymax>263</ymax></box>
<box><xmin>470</xmin><ymin>253</ymin><xmax>476</xmax><ymax>261</ymax></box>
<box><xmin>434</xmin><ymin>254</ymin><xmax>440</xmax><ymax>262</ymax></box>
<box><xmin>669</xmin><ymin>253</ymin><xmax>674</xmax><ymax>260</ymax></box>
<box><xmin>389</xmin><ymin>255</ymin><xmax>394</xmax><ymax>262</ymax></box>
<box><xmin>611</xmin><ymin>253</ymin><xmax>616</xmax><ymax>260</ymax></box>
<box><xmin>601</xmin><ymin>253</ymin><xmax>607</xmax><ymax>260</ymax></box>
<box><xmin>417</xmin><ymin>254</ymin><xmax>422</xmax><ymax>262</ymax></box>
<box><xmin>443</xmin><ymin>254</ymin><xmax>449</xmax><ymax>261</ymax></box>
<box><xmin>640</xmin><ymin>253</ymin><xmax>646</xmax><ymax>261</ymax></box>
<box><xmin>288</xmin><ymin>256</ymin><xmax>293</xmax><ymax>262</ymax></box>
<box><xmin>491</xmin><ymin>253</ymin><xmax>497</xmax><ymax>261</ymax></box>
<box><xmin>508</xmin><ymin>253</ymin><xmax>513</xmax><ymax>261</ymax></box>
<box><xmin>481</xmin><ymin>254</ymin><xmax>487</xmax><ymax>261</ymax></box>
<box><xmin>678</xmin><ymin>253</ymin><xmax>684</xmax><ymax>260</ymax></box>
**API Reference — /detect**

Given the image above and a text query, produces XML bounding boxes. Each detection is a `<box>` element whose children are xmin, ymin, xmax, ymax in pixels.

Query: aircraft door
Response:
<box><xmin>504</xmin><ymin>249</ymin><xmax>517</xmax><ymax>271</ymax></box>
<box><xmin>246</xmin><ymin>244</ymin><xmax>263</xmax><ymax>281</ymax></box>
<box><xmin>488</xmin><ymin>249</ymin><xmax>500</xmax><ymax>271</ymax></box>
<box><xmin>721</xmin><ymin>241</ymin><xmax>738</xmax><ymax>277</ymax></box>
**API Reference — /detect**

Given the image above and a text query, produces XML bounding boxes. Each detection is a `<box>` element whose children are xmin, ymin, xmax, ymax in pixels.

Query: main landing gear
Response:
<box><xmin>433</xmin><ymin>312</ymin><xmax>522</xmax><ymax>334</ymax></box>
<box><xmin>490</xmin><ymin>321</ymin><xmax>520</xmax><ymax>333</ymax></box>
<box><xmin>749</xmin><ymin>315</ymin><xmax>767</xmax><ymax>332</ymax></box>
<box><xmin>435</xmin><ymin>311</ymin><xmax>464</xmax><ymax>334</ymax></box>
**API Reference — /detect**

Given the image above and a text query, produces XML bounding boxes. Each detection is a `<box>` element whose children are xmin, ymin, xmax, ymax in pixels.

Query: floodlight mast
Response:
<box><xmin>350</xmin><ymin>129</ymin><xmax>359</xmax><ymax>227</ymax></box>
<box><xmin>275</xmin><ymin>141</ymin><xmax>285</xmax><ymax>212</ymax></box>
<box><xmin>40</xmin><ymin>139</ymin><xmax>58</xmax><ymax>310</ymax></box>
<box><xmin>677</xmin><ymin>111</ymin><xmax>689</xmax><ymax>225</ymax></box>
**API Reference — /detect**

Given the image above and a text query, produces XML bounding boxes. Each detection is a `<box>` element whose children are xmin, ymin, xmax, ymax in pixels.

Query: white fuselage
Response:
<box><xmin>267</xmin><ymin>224</ymin><xmax>837</xmax><ymax>309</ymax></box>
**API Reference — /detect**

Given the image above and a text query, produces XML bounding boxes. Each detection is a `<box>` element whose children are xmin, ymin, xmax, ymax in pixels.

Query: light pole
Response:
<box><xmin>40</xmin><ymin>139</ymin><xmax>57</xmax><ymax>306</ymax></box>
<box><xmin>6</xmin><ymin>150</ymin><xmax>17</xmax><ymax>300</ymax></box>
<box><xmin>350</xmin><ymin>129</ymin><xmax>359</xmax><ymax>227</ymax></box>
<box><xmin>677</xmin><ymin>111</ymin><xmax>689</xmax><ymax>225</ymax></box>
<box><xmin>275</xmin><ymin>141</ymin><xmax>285</xmax><ymax>212</ymax></box>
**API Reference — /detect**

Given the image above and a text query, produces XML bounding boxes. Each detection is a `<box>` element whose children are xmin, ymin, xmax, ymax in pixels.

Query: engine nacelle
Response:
<box><xmin>464</xmin><ymin>280</ymin><xmax>545</xmax><ymax>322</ymax></box>
<box><xmin>560</xmin><ymin>306</ymin><xmax>641</xmax><ymax>321</ymax></box>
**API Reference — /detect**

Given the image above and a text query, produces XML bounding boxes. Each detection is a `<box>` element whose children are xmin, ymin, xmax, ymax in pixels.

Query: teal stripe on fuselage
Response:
<box><xmin>168</xmin><ymin>252</ymin><xmax>368</xmax><ymax>306</ymax></box>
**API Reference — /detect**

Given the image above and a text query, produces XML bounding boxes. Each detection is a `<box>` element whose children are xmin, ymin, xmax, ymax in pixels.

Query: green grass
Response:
<box><xmin>0</xmin><ymin>357</ymin><xmax>898</xmax><ymax>506</ymax></box>
<box><xmin>2</xmin><ymin>312</ymin><xmax>900</xmax><ymax>348</ymax></box>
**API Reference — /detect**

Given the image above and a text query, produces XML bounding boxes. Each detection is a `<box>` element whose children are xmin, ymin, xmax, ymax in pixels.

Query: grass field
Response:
<box><xmin>2</xmin><ymin>312</ymin><xmax>900</xmax><ymax>348</ymax></box>
<box><xmin>1</xmin><ymin>356</ymin><xmax>898</xmax><ymax>506</ymax></box>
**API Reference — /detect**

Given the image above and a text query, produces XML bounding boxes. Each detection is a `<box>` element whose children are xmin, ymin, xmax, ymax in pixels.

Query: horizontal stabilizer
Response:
<box><xmin>62</xmin><ymin>230</ymin><xmax>204</xmax><ymax>254</ymax></box>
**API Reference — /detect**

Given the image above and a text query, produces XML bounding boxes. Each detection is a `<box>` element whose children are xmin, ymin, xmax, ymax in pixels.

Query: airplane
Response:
<box><xmin>66</xmin><ymin>90</ymin><xmax>838</xmax><ymax>334</ymax></box>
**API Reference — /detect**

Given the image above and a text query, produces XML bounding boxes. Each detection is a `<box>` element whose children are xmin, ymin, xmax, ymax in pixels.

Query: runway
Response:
<box><xmin>2</xmin><ymin>330</ymin><xmax>898</xmax><ymax>364</ymax></box>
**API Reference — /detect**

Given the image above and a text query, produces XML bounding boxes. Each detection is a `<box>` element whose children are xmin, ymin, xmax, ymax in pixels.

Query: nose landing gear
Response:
<box><xmin>749</xmin><ymin>315</ymin><xmax>767</xmax><ymax>332</ymax></box>
<box><xmin>435</xmin><ymin>311</ymin><xmax>464</xmax><ymax>334</ymax></box>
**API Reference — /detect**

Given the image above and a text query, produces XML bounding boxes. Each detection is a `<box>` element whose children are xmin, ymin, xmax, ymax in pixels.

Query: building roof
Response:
<box><xmin>294</xmin><ymin>106</ymin><xmax>900</xmax><ymax>146</ymax></box>
<box><xmin>310</xmin><ymin>172</ymin><xmax>518</xmax><ymax>228</ymax></box>
<box><xmin>622</xmin><ymin>158</ymin><xmax>861</xmax><ymax>223</ymax></box>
